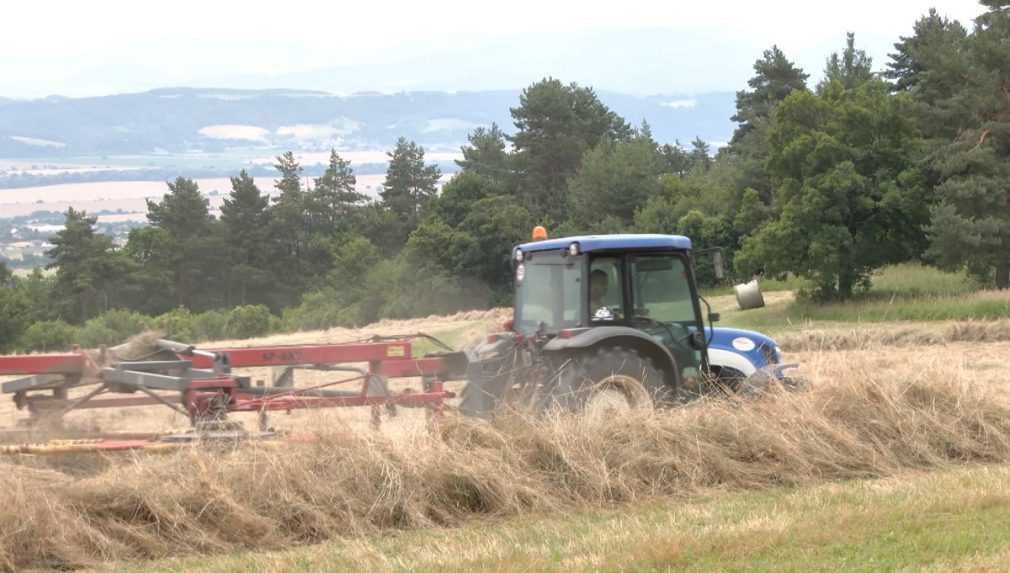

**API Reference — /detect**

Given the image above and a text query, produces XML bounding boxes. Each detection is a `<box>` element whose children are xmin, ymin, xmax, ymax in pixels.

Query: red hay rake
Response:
<box><xmin>0</xmin><ymin>336</ymin><xmax>469</xmax><ymax>453</ymax></box>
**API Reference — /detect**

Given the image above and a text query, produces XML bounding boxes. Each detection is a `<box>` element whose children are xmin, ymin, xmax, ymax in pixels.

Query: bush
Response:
<box><xmin>94</xmin><ymin>309</ymin><xmax>152</xmax><ymax>336</ymax></box>
<box><xmin>75</xmin><ymin>323</ymin><xmax>119</xmax><ymax>348</ymax></box>
<box><xmin>376</xmin><ymin>267</ymin><xmax>471</xmax><ymax>320</ymax></box>
<box><xmin>152</xmin><ymin>308</ymin><xmax>196</xmax><ymax>342</ymax></box>
<box><xmin>18</xmin><ymin>320</ymin><xmax>79</xmax><ymax>352</ymax></box>
<box><xmin>76</xmin><ymin>309</ymin><xmax>152</xmax><ymax>347</ymax></box>
<box><xmin>282</xmin><ymin>290</ymin><xmax>347</xmax><ymax>331</ymax></box>
<box><xmin>282</xmin><ymin>257</ymin><xmax>488</xmax><ymax>332</ymax></box>
<box><xmin>225</xmin><ymin>305</ymin><xmax>273</xmax><ymax>339</ymax></box>
<box><xmin>192</xmin><ymin>310</ymin><xmax>229</xmax><ymax>341</ymax></box>
<box><xmin>868</xmin><ymin>263</ymin><xmax>978</xmax><ymax>297</ymax></box>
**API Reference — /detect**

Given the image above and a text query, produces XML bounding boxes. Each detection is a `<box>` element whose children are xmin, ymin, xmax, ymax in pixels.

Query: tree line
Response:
<box><xmin>1</xmin><ymin>0</ymin><xmax>1008</xmax><ymax>351</ymax></box>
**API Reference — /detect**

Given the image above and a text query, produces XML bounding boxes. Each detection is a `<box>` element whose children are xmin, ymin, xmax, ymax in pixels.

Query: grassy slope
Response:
<box><xmin>708</xmin><ymin>264</ymin><xmax>1010</xmax><ymax>336</ymax></box>
<box><xmin>99</xmin><ymin>465</ymin><xmax>1010</xmax><ymax>573</ymax></box>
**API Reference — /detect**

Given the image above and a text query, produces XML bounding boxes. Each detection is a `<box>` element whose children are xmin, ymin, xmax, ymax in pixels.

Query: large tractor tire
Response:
<box><xmin>548</xmin><ymin>346</ymin><xmax>675</xmax><ymax>413</ymax></box>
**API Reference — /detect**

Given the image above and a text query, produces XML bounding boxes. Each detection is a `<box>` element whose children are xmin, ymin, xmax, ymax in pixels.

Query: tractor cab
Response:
<box><xmin>460</xmin><ymin>232</ymin><xmax>798</xmax><ymax>418</ymax></box>
<box><xmin>512</xmin><ymin>234</ymin><xmax>709</xmax><ymax>384</ymax></box>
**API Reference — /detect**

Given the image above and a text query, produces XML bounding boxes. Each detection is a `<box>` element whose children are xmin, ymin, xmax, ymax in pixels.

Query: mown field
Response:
<box><xmin>8</xmin><ymin>264</ymin><xmax>1010</xmax><ymax>572</ymax></box>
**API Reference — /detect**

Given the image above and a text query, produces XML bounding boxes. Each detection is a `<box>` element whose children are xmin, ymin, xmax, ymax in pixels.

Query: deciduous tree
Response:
<box><xmin>569</xmin><ymin>135</ymin><xmax>662</xmax><ymax>230</ymax></box>
<box><xmin>736</xmin><ymin>81</ymin><xmax>929</xmax><ymax>298</ymax></box>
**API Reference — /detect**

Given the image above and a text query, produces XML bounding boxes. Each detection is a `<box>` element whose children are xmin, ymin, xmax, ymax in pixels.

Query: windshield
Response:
<box><xmin>514</xmin><ymin>251</ymin><xmax>582</xmax><ymax>334</ymax></box>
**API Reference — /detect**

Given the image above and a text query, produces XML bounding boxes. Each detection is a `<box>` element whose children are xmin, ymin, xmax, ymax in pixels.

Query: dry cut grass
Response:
<box><xmin>777</xmin><ymin>318</ymin><xmax>1010</xmax><ymax>351</ymax></box>
<box><xmin>3</xmin><ymin>348</ymin><xmax>1010</xmax><ymax>572</ymax></box>
<box><xmin>102</xmin><ymin>465</ymin><xmax>1010</xmax><ymax>572</ymax></box>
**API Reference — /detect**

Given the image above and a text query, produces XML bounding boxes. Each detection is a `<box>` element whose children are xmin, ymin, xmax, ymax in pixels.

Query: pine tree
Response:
<box><xmin>308</xmin><ymin>149</ymin><xmax>364</xmax><ymax>232</ymax></box>
<box><xmin>274</xmin><ymin>151</ymin><xmax>303</xmax><ymax>197</ymax></box>
<box><xmin>46</xmin><ymin>208</ymin><xmax>125</xmax><ymax>321</ymax></box>
<box><xmin>144</xmin><ymin>177</ymin><xmax>219</xmax><ymax>308</ymax></box>
<box><xmin>222</xmin><ymin>171</ymin><xmax>269</xmax><ymax>239</ymax></box>
<box><xmin>146</xmin><ymin>177</ymin><xmax>212</xmax><ymax>238</ymax></box>
<box><xmin>636</xmin><ymin>119</ymin><xmax>656</xmax><ymax>144</ymax></box>
<box><xmin>456</xmin><ymin>123</ymin><xmax>511</xmax><ymax>182</ymax></box>
<box><xmin>727</xmin><ymin>46</ymin><xmax>809</xmax><ymax>201</ymax></box>
<box><xmin>220</xmin><ymin>171</ymin><xmax>272</xmax><ymax>305</ymax></box>
<box><xmin>380</xmin><ymin>137</ymin><xmax>441</xmax><ymax>238</ymax></box>
<box><xmin>885</xmin><ymin>9</ymin><xmax>971</xmax><ymax>141</ymax></box>
<box><xmin>271</xmin><ymin>151</ymin><xmax>307</xmax><ymax>254</ymax></box>
<box><xmin>267</xmin><ymin>152</ymin><xmax>311</xmax><ymax>304</ymax></box>
<box><xmin>121</xmin><ymin>226</ymin><xmax>174</xmax><ymax>314</ymax></box>
<box><xmin>658</xmin><ymin>141</ymin><xmax>692</xmax><ymax>177</ymax></box>
<box><xmin>730</xmin><ymin>45</ymin><xmax>809</xmax><ymax>145</ymax></box>
<box><xmin>689</xmin><ymin>137</ymin><xmax>712</xmax><ymax>172</ymax></box>
<box><xmin>509</xmin><ymin>78</ymin><xmax>631</xmax><ymax>221</ymax></box>
<box><xmin>886</xmin><ymin>9</ymin><xmax>970</xmax><ymax>95</ymax></box>
<box><xmin>821</xmin><ymin>33</ymin><xmax>875</xmax><ymax>92</ymax></box>
<box><xmin>926</xmin><ymin>0</ymin><xmax>1010</xmax><ymax>287</ymax></box>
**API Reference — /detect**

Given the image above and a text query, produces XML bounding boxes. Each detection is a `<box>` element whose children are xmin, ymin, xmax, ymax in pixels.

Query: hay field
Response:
<box><xmin>5</xmin><ymin>306</ymin><xmax>1010</xmax><ymax>571</ymax></box>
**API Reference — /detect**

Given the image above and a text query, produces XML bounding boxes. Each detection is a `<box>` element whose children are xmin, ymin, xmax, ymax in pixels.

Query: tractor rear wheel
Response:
<box><xmin>548</xmin><ymin>346</ymin><xmax>674</xmax><ymax>413</ymax></box>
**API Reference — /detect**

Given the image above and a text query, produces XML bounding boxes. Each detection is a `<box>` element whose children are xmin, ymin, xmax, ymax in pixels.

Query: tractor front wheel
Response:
<box><xmin>548</xmin><ymin>346</ymin><xmax>673</xmax><ymax>413</ymax></box>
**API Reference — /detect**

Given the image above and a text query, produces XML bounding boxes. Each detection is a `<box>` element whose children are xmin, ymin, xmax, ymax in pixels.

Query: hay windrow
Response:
<box><xmin>3</xmin><ymin>368</ymin><xmax>1010</xmax><ymax>572</ymax></box>
<box><xmin>777</xmin><ymin>319</ymin><xmax>1010</xmax><ymax>351</ymax></box>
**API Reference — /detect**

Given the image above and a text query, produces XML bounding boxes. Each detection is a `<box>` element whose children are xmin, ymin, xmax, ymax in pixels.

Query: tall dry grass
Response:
<box><xmin>3</xmin><ymin>353</ymin><xmax>1010</xmax><ymax>572</ymax></box>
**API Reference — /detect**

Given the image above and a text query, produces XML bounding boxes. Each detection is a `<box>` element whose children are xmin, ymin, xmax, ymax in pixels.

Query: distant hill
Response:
<box><xmin>0</xmin><ymin>88</ymin><xmax>736</xmax><ymax>158</ymax></box>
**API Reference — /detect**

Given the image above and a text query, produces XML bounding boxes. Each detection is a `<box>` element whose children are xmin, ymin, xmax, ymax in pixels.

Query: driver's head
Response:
<box><xmin>590</xmin><ymin>269</ymin><xmax>609</xmax><ymax>303</ymax></box>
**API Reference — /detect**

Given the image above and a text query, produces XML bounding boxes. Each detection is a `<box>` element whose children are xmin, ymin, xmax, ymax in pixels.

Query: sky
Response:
<box><xmin>2</xmin><ymin>0</ymin><xmax>986</xmax><ymax>99</ymax></box>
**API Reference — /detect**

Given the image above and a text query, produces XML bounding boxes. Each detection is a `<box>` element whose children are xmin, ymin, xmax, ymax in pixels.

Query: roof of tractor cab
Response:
<box><xmin>517</xmin><ymin>234</ymin><xmax>692</xmax><ymax>253</ymax></box>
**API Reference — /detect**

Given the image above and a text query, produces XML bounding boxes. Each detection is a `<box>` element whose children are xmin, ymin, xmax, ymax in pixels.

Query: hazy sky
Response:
<box><xmin>3</xmin><ymin>0</ymin><xmax>985</xmax><ymax>99</ymax></box>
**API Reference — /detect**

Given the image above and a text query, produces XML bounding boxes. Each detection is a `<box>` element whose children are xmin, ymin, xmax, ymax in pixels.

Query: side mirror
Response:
<box><xmin>689</xmin><ymin>330</ymin><xmax>707</xmax><ymax>350</ymax></box>
<box><xmin>709</xmin><ymin>312</ymin><xmax>721</xmax><ymax>323</ymax></box>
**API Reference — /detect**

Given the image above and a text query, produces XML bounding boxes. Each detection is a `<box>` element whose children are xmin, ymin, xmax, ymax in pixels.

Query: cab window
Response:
<box><xmin>589</xmin><ymin>257</ymin><xmax>624</xmax><ymax>322</ymax></box>
<box><xmin>630</xmin><ymin>255</ymin><xmax>697</xmax><ymax>324</ymax></box>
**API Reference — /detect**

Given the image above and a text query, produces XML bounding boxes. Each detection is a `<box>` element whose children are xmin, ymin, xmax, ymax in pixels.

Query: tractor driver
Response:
<box><xmin>590</xmin><ymin>269</ymin><xmax>618</xmax><ymax>320</ymax></box>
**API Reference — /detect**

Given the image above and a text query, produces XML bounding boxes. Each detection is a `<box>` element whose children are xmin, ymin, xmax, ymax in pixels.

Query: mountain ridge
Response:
<box><xmin>0</xmin><ymin>87</ymin><xmax>737</xmax><ymax>158</ymax></box>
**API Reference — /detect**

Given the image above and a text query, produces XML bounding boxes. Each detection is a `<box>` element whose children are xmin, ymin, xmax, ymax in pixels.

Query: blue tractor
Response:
<box><xmin>460</xmin><ymin>233</ymin><xmax>800</xmax><ymax>417</ymax></box>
